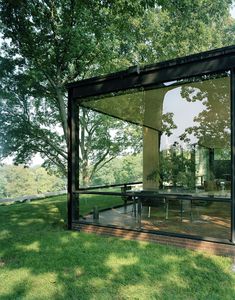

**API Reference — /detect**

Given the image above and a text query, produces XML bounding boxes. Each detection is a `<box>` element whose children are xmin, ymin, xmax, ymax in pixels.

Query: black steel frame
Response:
<box><xmin>68</xmin><ymin>45</ymin><xmax>235</xmax><ymax>244</ymax></box>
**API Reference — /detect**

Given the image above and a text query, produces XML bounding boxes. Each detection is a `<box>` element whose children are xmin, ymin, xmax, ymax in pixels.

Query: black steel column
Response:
<box><xmin>67</xmin><ymin>90</ymin><xmax>80</xmax><ymax>230</ymax></box>
<box><xmin>67</xmin><ymin>88</ymin><xmax>73</xmax><ymax>229</ymax></box>
<box><xmin>231</xmin><ymin>68</ymin><xmax>235</xmax><ymax>243</ymax></box>
<box><xmin>73</xmin><ymin>101</ymin><xmax>80</xmax><ymax>222</ymax></box>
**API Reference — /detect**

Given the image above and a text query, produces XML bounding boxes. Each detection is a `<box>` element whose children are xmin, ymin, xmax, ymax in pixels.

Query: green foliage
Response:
<box><xmin>160</xmin><ymin>143</ymin><xmax>195</xmax><ymax>188</ymax></box>
<box><xmin>0</xmin><ymin>0</ymin><xmax>154</xmax><ymax>175</ymax></box>
<box><xmin>0</xmin><ymin>165</ymin><xmax>65</xmax><ymax>198</ymax></box>
<box><xmin>91</xmin><ymin>154</ymin><xmax>143</xmax><ymax>186</ymax></box>
<box><xmin>79</xmin><ymin>108</ymin><xmax>142</xmax><ymax>186</ymax></box>
<box><xmin>0</xmin><ymin>0</ymin><xmax>234</xmax><ymax>176</ymax></box>
<box><xmin>126</xmin><ymin>1</ymin><xmax>232</xmax><ymax>65</ymax></box>
<box><xmin>179</xmin><ymin>74</ymin><xmax>231</xmax><ymax>149</ymax></box>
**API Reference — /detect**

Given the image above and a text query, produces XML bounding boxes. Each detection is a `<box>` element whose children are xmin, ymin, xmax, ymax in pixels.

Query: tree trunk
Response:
<box><xmin>82</xmin><ymin>160</ymin><xmax>90</xmax><ymax>187</ymax></box>
<box><xmin>56</xmin><ymin>87</ymin><xmax>68</xmax><ymax>143</ymax></box>
<box><xmin>79</xmin><ymin>108</ymin><xmax>90</xmax><ymax>187</ymax></box>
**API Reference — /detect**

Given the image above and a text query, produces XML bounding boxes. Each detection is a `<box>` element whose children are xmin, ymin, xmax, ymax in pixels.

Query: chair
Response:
<box><xmin>121</xmin><ymin>185</ymin><xmax>132</xmax><ymax>213</ymax></box>
<box><xmin>141</xmin><ymin>196</ymin><xmax>166</xmax><ymax>219</ymax></box>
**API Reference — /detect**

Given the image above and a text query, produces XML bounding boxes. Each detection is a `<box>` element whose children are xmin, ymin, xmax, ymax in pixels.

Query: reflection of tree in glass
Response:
<box><xmin>83</xmin><ymin>87</ymin><xmax>178</xmax><ymax>134</ymax></box>
<box><xmin>82</xmin><ymin>89</ymin><xmax>145</xmax><ymax>127</ymax></box>
<box><xmin>179</xmin><ymin>74</ymin><xmax>230</xmax><ymax>149</ymax></box>
<box><xmin>162</xmin><ymin>112</ymin><xmax>177</xmax><ymax>136</ymax></box>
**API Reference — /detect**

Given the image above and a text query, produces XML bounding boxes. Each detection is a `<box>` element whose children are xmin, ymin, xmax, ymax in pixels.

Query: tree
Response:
<box><xmin>0</xmin><ymin>0</ymin><xmax>233</xmax><ymax>179</ymax></box>
<box><xmin>91</xmin><ymin>153</ymin><xmax>143</xmax><ymax>186</ymax></box>
<box><xmin>179</xmin><ymin>74</ymin><xmax>231</xmax><ymax>149</ymax></box>
<box><xmin>0</xmin><ymin>164</ymin><xmax>65</xmax><ymax>198</ymax></box>
<box><xmin>79</xmin><ymin>107</ymin><xmax>142</xmax><ymax>186</ymax></box>
<box><xmin>0</xmin><ymin>0</ymin><xmax>156</xmax><ymax>175</ymax></box>
<box><xmin>160</xmin><ymin>143</ymin><xmax>195</xmax><ymax>188</ymax></box>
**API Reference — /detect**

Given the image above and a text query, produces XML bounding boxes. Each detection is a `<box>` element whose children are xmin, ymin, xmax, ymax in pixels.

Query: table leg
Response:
<box><xmin>180</xmin><ymin>199</ymin><xmax>183</xmax><ymax>221</ymax></box>
<box><xmin>148</xmin><ymin>206</ymin><xmax>151</xmax><ymax>218</ymax></box>
<box><xmin>137</xmin><ymin>198</ymin><xmax>142</xmax><ymax>228</ymax></box>
<box><xmin>133</xmin><ymin>197</ymin><xmax>137</xmax><ymax>217</ymax></box>
<box><xmin>190</xmin><ymin>199</ymin><xmax>193</xmax><ymax>222</ymax></box>
<box><xmin>124</xmin><ymin>199</ymin><xmax>127</xmax><ymax>214</ymax></box>
<box><xmin>165</xmin><ymin>198</ymin><xmax>169</xmax><ymax>220</ymax></box>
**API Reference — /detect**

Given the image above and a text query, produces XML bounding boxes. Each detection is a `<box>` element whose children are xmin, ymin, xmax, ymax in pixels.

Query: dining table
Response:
<box><xmin>125</xmin><ymin>189</ymin><xmax>231</xmax><ymax>225</ymax></box>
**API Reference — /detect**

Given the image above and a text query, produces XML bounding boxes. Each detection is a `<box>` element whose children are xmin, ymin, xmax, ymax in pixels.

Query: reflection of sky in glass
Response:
<box><xmin>160</xmin><ymin>87</ymin><xmax>206</xmax><ymax>150</ymax></box>
<box><xmin>82</xmin><ymin>75</ymin><xmax>230</xmax><ymax>153</ymax></box>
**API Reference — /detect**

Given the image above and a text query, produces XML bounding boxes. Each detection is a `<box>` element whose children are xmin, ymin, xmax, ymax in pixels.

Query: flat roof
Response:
<box><xmin>68</xmin><ymin>45</ymin><xmax>235</xmax><ymax>100</ymax></box>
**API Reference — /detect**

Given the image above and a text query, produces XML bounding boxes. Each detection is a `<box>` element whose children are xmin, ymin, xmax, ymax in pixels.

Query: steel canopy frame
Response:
<box><xmin>68</xmin><ymin>45</ymin><xmax>235</xmax><ymax>243</ymax></box>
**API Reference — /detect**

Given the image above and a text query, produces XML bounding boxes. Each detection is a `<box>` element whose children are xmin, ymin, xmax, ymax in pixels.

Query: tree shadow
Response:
<box><xmin>1</xmin><ymin>197</ymin><xmax>235</xmax><ymax>299</ymax></box>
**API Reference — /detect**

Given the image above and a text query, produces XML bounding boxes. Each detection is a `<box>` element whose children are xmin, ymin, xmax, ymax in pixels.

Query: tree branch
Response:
<box><xmin>89</xmin><ymin>147</ymin><xmax>110</xmax><ymax>180</ymax></box>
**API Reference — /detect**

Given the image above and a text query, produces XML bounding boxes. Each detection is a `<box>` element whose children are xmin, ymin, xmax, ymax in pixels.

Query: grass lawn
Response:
<box><xmin>79</xmin><ymin>193</ymin><xmax>124</xmax><ymax>217</ymax></box>
<box><xmin>0</xmin><ymin>195</ymin><xmax>235</xmax><ymax>300</ymax></box>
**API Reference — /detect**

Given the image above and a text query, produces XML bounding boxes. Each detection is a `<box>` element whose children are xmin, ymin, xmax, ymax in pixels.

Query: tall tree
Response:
<box><xmin>0</xmin><ymin>0</ymin><xmax>233</xmax><ymax>178</ymax></box>
<box><xmin>0</xmin><ymin>0</ymin><xmax>156</xmax><ymax>175</ymax></box>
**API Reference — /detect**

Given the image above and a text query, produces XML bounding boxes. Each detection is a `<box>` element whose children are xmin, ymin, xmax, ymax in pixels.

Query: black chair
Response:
<box><xmin>141</xmin><ymin>195</ymin><xmax>166</xmax><ymax>218</ymax></box>
<box><xmin>121</xmin><ymin>185</ymin><xmax>133</xmax><ymax>212</ymax></box>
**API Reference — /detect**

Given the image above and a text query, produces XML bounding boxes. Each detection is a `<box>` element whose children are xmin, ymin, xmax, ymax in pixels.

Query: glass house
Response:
<box><xmin>67</xmin><ymin>45</ymin><xmax>235</xmax><ymax>244</ymax></box>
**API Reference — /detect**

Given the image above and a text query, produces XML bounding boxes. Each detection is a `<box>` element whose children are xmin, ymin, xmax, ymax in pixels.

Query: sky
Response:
<box><xmin>161</xmin><ymin>86</ymin><xmax>206</xmax><ymax>150</ymax></box>
<box><xmin>231</xmin><ymin>5</ymin><xmax>235</xmax><ymax>18</ymax></box>
<box><xmin>160</xmin><ymin>76</ymin><xmax>230</xmax><ymax>150</ymax></box>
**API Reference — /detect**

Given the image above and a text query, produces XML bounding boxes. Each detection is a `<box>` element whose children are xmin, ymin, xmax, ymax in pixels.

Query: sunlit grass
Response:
<box><xmin>0</xmin><ymin>195</ymin><xmax>235</xmax><ymax>299</ymax></box>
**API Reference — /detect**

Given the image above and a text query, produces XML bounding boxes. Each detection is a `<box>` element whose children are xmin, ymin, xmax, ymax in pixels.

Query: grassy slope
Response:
<box><xmin>0</xmin><ymin>195</ymin><xmax>235</xmax><ymax>300</ymax></box>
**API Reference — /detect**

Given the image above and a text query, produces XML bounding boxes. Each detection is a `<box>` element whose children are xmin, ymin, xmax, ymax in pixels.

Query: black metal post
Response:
<box><xmin>67</xmin><ymin>88</ymin><xmax>73</xmax><ymax>229</ymax></box>
<box><xmin>165</xmin><ymin>198</ymin><xmax>169</xmax><ymax>220</ymax></box>
<box><xmin>137</xmin><ymin>198</ymin><xmax>142</xmax><ymax>229</ymax></box>
<box><xmin>67</xmin><ymin>90</ymin><xmax>80</xmax><ymax>230</ymax></box>
<box><xmin>73</xmin><ymin>101</ymin><xmax>80</xmax><ymax>223</ymax></box>
<box><xmin>231</xmin><ymin>68</ymin><xmax>235</xmax><ymax>243</ymax></box>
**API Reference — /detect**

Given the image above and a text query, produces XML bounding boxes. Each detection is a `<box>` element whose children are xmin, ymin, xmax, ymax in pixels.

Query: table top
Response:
<box><xmin>126</xmin><ymin>189</ymin><xmax>231</xmax><ymax>202</ymax></box>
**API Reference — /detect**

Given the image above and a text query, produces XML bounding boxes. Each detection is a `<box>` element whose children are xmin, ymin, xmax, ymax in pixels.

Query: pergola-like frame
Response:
<box><xmin>67</xmin><ymin>45</ymin><xmax>235</xmax><ymax>244</ymax></box>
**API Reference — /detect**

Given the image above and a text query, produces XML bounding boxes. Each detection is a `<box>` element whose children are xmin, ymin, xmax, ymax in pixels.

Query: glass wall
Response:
<box><xmin>76</xmin><ymin>71</ymin><xmax>231</xmax><ymax>240</ymax></box>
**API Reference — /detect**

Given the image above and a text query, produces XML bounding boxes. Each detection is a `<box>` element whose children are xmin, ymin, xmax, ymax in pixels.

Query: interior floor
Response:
<box><xmin>82</xmin><ymin>202</ymin><xmax>231</xmax><ymax>240</ymax></box>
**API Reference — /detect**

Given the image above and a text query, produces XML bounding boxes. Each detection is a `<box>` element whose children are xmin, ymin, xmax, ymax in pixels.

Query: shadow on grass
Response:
<box><xmin>0</xmin><ymin>195</ymin><xmax>235</xmax><ymax>299</ymax></box>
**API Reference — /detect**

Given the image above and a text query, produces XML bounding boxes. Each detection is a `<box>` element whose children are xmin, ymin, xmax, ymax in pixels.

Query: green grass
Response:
<box><xmin>79</xmin><ymin>194</ymin><xmax>124</xmax><ymax>217</ymax></box>
<box><xmin>0</xmin><ymin>195</ymin><xmax>235</xmax><ymax>299</ymax></box>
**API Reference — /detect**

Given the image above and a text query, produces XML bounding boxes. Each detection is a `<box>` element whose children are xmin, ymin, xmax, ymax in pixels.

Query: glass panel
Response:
<box><xmin>141</xmin><ymin>199</ymin><xmax>230</xmax><ymax>240</ymax></box>
<box><xmin>75</xmin><ymin>72</ymin><xmax>231</xmax><ymax>241</ymax></box>
<box><xmin>78</xmin><ymin>107</ymin><xmax>143</xmax><ymax>188</ymax></box>
<box><xmin>79</xmin><ymin>186</ymin><xmax>138</xmax><ymax>228</ymax></box>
